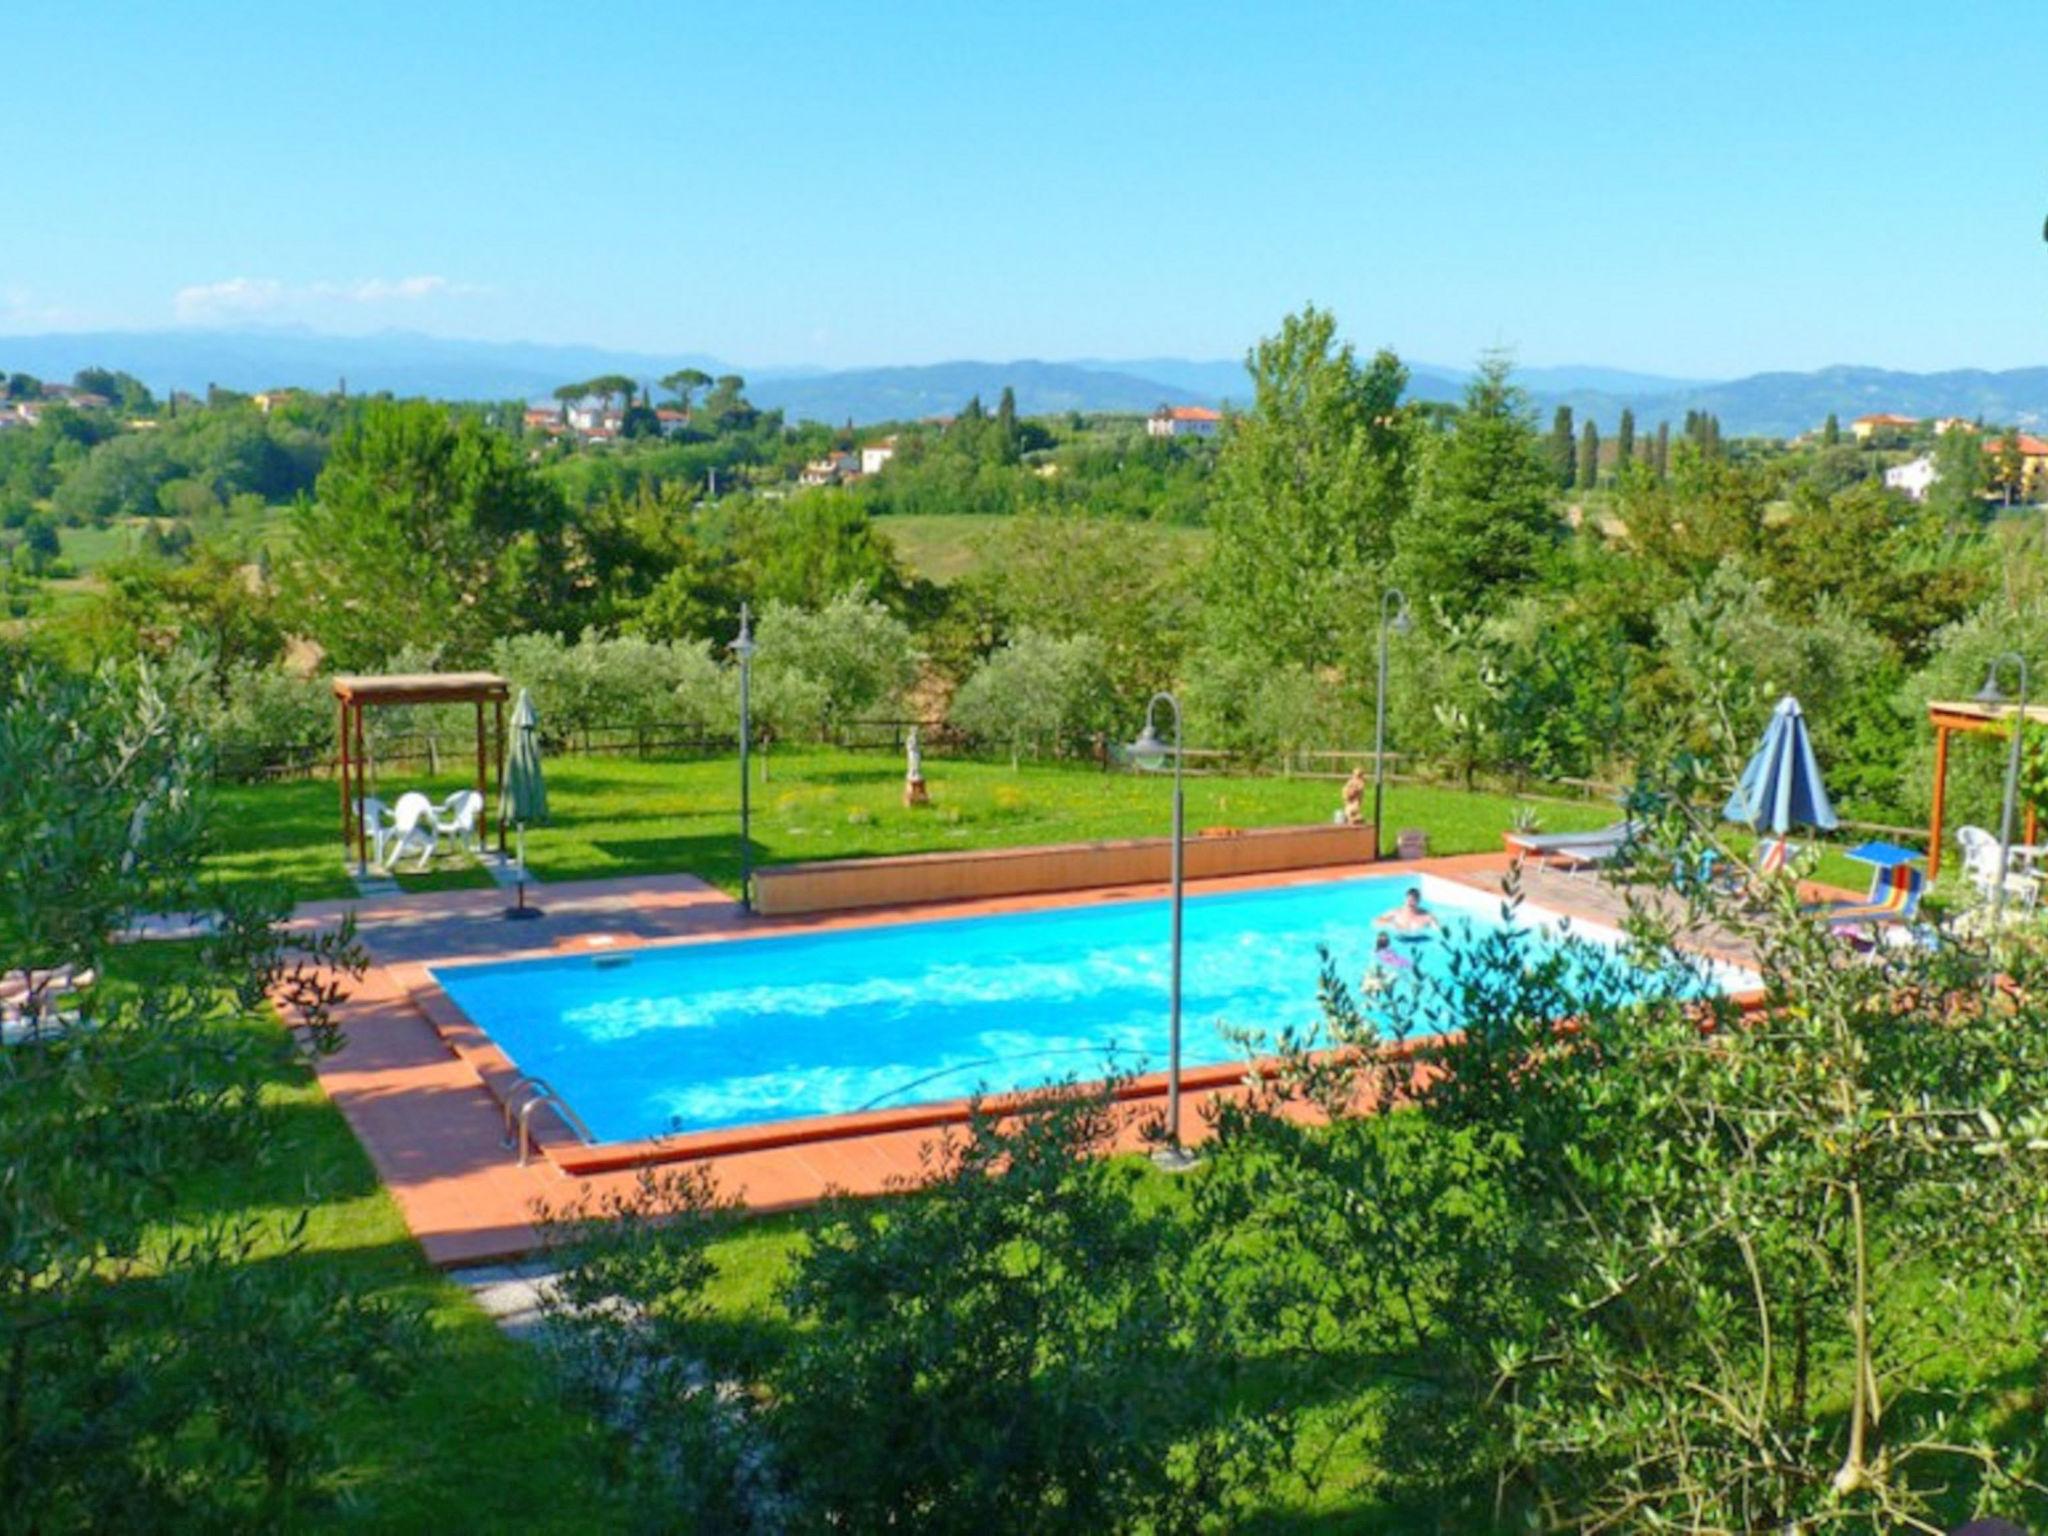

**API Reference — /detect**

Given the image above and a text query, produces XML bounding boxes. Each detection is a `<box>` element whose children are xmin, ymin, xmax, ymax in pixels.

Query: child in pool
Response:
<box><xmin>1362</xmin><ymin>931</ymin><xmax>1412</xmax><ymax>993</ymax></box>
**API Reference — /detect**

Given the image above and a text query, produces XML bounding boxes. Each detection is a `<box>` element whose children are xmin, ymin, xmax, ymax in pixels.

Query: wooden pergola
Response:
<box><xmin>1926</xmin><ymin>697</ymin><xmax>2043</xmax><ymax>878</ymax></box>
<box><xmin>333</xmin><ymin>673</ymin><xmax>511</xmax><ymax>870</ymax></box>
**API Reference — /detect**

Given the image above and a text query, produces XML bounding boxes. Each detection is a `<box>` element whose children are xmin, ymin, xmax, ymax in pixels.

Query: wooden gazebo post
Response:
<box><xmin>1926</xmin><ymin>698</ymin><xmax>2043</xmax><ymax>880</ymax></box>
<box><xmin>1929</xmin><ymin>718</ymin><xmax>1951</xmax><ymax>880</ymax></box>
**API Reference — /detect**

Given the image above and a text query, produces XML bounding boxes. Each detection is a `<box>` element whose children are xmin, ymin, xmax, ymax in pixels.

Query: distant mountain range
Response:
<box><xmin>2</xmin><ymin>327</ymin><xmax>2045</xmax><ymax>438</ymax></box>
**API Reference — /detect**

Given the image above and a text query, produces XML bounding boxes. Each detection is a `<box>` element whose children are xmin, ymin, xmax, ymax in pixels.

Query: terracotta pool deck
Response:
<box><xmin>295</xmin><ymin>853</ymin><xmax>1769</xmax><ymax>1267</ymax></box>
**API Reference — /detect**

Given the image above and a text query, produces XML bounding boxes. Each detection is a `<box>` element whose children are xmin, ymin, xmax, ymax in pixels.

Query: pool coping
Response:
<box><xmin>295</xmin><ymin>853</ymin><xmax>1786</xmax><ymax>1266</ymax></box>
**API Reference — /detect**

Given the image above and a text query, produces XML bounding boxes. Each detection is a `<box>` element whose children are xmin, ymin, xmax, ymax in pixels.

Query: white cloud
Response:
<box><xmin>310</xmin><ymin>275</ymin><xmax>452</xmax><ymax>303</ymax></box>
<box><xmin>172</xmin><ymin>274</ymin><xmax>474</xmax><ymax>322</ymax></box>
<box><xmin>172</xmin><ymin>277</ymin><xmax>287</xmax><ymax>320</ymax></box>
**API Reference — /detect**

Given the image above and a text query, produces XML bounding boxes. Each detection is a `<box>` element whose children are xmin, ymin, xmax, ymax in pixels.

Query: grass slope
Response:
<box><xmin>103</xmin><ymin>945</ymin><xmax>623</xmax><ymax>1531</ymax></box>
<box><xmin>876</xmin><ymin>511</ymin><xmax>1206</xmax><ymax>583</ymax></box>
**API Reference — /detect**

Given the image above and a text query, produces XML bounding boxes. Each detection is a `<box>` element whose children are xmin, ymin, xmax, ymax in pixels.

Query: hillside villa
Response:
<box><xmin>1884</xmin><ymin>454</ymin><xmax>1939</xmax><ymax>500</ymax></box>
<box><xmin>1850</xmin><ymin>411</ymin><xmax>1918</xmax><ymax>441</ymax></box>
<box><xmin>1881</xmin><ymin>429</ymin><xmax>2048</xmax><ymax>502</ymax></box>
<box><xmin>799</xmin><ymin>448</ymin><xmax>861</xmax><ymax>486</ymax></box>
<box><xmin>1147</xmin><ymin>403</ymin><xmax>1222</xmax><ymax>439</ymax></box>
<box><xmin>860</xmin><ymin>436</ymin><xmax>897</xmax><ymax>474</ymax></box>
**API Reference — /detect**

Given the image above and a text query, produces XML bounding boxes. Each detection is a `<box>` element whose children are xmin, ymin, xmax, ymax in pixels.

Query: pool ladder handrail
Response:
<box><xmin>501</xmin><ymin>1074</ymin><xmax>597</xmax><ymax>1166</ymax></box>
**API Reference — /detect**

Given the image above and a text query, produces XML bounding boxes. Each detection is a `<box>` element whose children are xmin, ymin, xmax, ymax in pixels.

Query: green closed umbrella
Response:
<box><xmin>501</xmin><ymin>688</ymin><xmax>548</xmax><ymax>919</ymax></box>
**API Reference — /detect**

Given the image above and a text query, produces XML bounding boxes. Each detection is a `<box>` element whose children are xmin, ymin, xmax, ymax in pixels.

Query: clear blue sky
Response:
<box><xmin>5</xmin><ymin>1</ymin><xmax>2044</xmax><ymax>376</ymax></box>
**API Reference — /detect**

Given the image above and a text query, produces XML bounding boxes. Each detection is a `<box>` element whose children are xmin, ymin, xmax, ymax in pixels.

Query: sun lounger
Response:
<box><xmin>1823</xmin><ymin>863</ymin><xmax>1924</xmax><ymax>927</ymax></box>
<box><xmin>1504</xmin><ymin>821</ymin><xmax>1637</xmax><ymax>875</ymax></box>
<box><xmin>1754</xmin><ymin>838</ymin><xmax>1795</xmax><ymax>877</ymax></box>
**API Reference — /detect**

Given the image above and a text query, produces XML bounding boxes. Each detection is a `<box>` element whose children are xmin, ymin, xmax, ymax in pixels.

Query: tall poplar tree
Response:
<box><xmin>1549</xmin><ymin>405</ymin><xmax>1576</xmax><ymax>488</ymax></box>
<box><xmin>1207</xmin><ymin>306</ymin><xmax>1413</xmax><ymax>667</ymax></box>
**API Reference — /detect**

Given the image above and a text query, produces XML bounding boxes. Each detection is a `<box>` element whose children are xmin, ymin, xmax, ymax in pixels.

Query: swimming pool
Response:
<box><xmin>430</xmin><ymin>873</ymin><xmax>1750</xmax><ymax>1146</ymax></box>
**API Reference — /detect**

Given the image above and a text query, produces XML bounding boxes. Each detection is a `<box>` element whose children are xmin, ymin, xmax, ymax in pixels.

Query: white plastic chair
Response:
<box><xmin>357</xmin><ymin>796</ymin><xmax>395</xmax><ymax>860</ymax></box>
<box><xmin>380</xmin><ymin>792</ymin><xmax>438</xmax><ymax>871</ymax></box>
<box><xmin>1957</xmin><ymin>825</ymin><xmax>2039</xmax><ymax>909</ymax></box>
<box><xmin>429</xmin><ymin>789</ymin><xmax>486</xmax><ymax>853</ymax></box>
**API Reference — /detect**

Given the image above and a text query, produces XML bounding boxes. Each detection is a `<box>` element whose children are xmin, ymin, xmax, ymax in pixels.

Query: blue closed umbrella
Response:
<box><xmin>1724</xmin><ymin>695</ymin><xmax>1839</xmax><ymax>834</ymax></box>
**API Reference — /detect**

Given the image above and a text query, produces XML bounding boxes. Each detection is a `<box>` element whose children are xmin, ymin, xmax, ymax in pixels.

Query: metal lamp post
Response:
<box><xmin>1374</xmin><ymin>588</ymin><xmax>1413</xmax><ymax>859</ymax></box>
<box><xmin>732</xmin><ymin>604</ymin><xmax>755</xmax><ymax>912</ymax></box>
<box><xmin>1128</xmin><ymin>692</ymin><xmax>1196</xmax><ymax>1172</ymax></box>
<box><xmin>1976</xmin><ymin>651</ymin><xmax>2030</xmax><ymax>940</ymax></box>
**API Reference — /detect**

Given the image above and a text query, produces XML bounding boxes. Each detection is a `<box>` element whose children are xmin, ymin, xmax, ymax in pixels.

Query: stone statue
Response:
<box><xmin>903</xmin><ymin>726</ymin><xmax>929</xmax><ymax>807</ymax></box>
<box><xmin>1341</xmin><ymin>765</ymin><xmax>1367</xmax><ymax>827</ymax></box>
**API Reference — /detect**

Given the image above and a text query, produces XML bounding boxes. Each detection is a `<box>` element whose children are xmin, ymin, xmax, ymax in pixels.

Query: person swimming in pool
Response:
<box><xmin>1375</xmin><ymin>887</ymin><xmax>1439</xmax><ymax>935</ymax></box>
<box><xmin>1361</xmin><ymin>931</ymin><xmax>1412</xmax><ymax>993</ymax></box>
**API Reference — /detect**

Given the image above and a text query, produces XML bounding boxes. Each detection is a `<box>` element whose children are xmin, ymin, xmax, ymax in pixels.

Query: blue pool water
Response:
<box><xmin>432</xmin><ymin>875</ymin><xmax>1739</xmax><ymax>1143</ymax></box>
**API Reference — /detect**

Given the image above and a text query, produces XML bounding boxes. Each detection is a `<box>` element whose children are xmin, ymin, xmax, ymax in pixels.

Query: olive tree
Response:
<box><xmin>540</xmin><ymin>1089</ymin><xmax>1285</xmax><ymax>1534</ymax></box>
<box><xmin>948</xmin><ymin>627</ymin><xmax>1113</xmax><ymax>763</ymax></box>
<box><xmin>753</xmin><ymin>591</ymin><xmax>916</xmax><ymax>732</ymax></box>
<box><xmin>0</xmin><ymin>656</ymin><xmax>415</xmax><ymax>1526</ymax></box>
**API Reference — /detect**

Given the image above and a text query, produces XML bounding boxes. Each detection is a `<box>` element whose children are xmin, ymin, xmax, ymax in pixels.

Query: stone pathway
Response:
<box><xmin>116</xmin><ymin>911</ymin><xmax>220</xmax><ymax>942</ymax></box>
<box><xmin>349</xmin><ymin>864</ymin><xmax>402</xmax><ymax>898</ymax></box>
<box><xmin>449</xmin><ymin>1260</ymin><xmax>559</xmax><ymax>1342</ymax></box>
<box><xmin>477</xmin><ymin>849</ymin><xmax>539</xmax><ymax>891</ymax></box>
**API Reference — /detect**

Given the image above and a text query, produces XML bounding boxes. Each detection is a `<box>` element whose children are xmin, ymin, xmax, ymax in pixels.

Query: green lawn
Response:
<box><xmin>876</xmin><ymin>511</ymin><xmax>1206</xmax><ymax>582</ymax></box>
<box><xmin>98</xmin><ymin>945</ymin><xmax>624</xmax><ymax>1531</ymax></box>
<box><xmin>56</xmin><ymin>519</ymin><xmax>147</xmax><ymax>572</ymax></box>
<box><xmin>208</xmin><ymin>747</ymin><xmax>1882</xmax><ymax>906</ymax></box>
<box><xmin>207</xmin><ymin>749</ymin><xmax>1632</xmax><ymax>903</ymax></box>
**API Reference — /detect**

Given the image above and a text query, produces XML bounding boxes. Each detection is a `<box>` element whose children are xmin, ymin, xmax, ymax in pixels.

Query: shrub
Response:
<box><xmin>948</xmin><ymin>628</ymin><xmax>1113</xmax><ymax>761</ymax></box>
<box><xmin>205</xmin><ymin>662</ymin><xmax>329</xmax><ymax>769</ymax></box>
<box><xmin>1194</xmin><ymin>793</ymin><xmax>2048</xmax><ymax>1525</ymax></box>
<box><xmin>752</xmin><ymin>591</ymin><xmax>916</xmax><ymax>730</ymax></box>
<box><xmin>1179</xmin><ymin>644</ymin><xmax>1355</xmax><ymax>765</ymax></box>
<box><xmin>483</xmin><ymin>630</ymin><xmax>731</xmax><ymax>747</ymax></box>
<box><xmin>542</xmin><ymin>1092</ymin><xmax>1283</xmax><ymax>1534</ymax></box>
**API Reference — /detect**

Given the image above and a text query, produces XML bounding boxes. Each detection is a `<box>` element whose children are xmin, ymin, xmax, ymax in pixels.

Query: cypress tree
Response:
<box><xmin>1655</xmin><ymin>420</ymin><xmax>1670</xmax><ymax>478</ymax></box>
<box><xmin>1549</xmin><ymin>405</ymin><xmax>1576</xmax><ymax>488</ymax></box>
<box><xmin>1683</xmin><ymin>408</ymin><xmax>1700</xmax><ymax>443</ymax></box>
<box><xmin>1703</xmin><ymin>413</ymin><xmax>1722</xmax><ymax>458</ymax></box>
<box><xmin>1822</xmin><ymin>412</ymin><xmax>1840</xmax><ymax>446</ymax></box>
<box><xmin>1578</xmin><ymin>419</ymin><xmax>1600</xmax><ymax>490</ymax></box>
<box><xmin>1617</xmin><ymin>408</ymin><xmax>1635</xmax><ymax>470</ymax></box>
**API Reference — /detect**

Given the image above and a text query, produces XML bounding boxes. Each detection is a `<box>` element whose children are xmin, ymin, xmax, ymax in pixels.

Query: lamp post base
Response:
<box><xmin>1150</xmin><ymin>1143</ymin><xmax>1201</xmax><ymax>1175</ymax></box>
